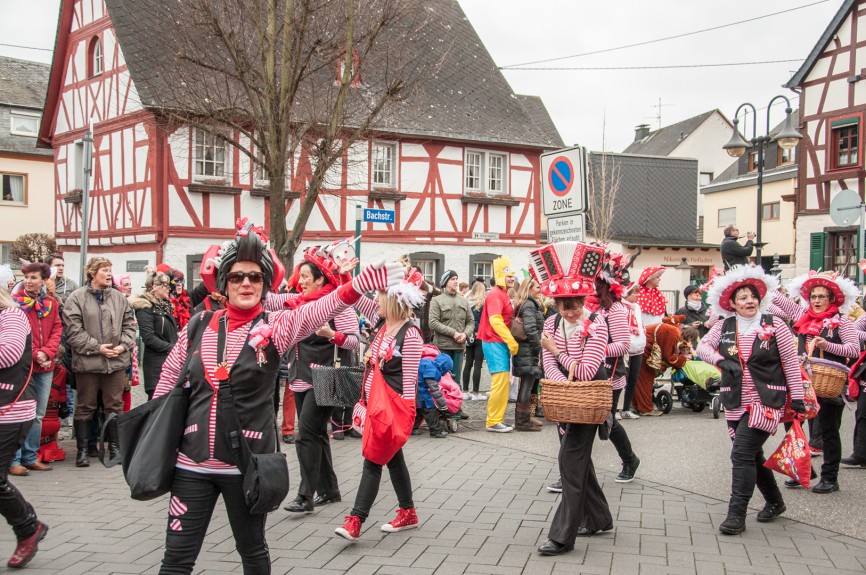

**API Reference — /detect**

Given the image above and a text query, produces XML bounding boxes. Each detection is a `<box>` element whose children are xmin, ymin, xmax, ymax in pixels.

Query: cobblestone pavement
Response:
<box><xmin>2</xmin><ymin>400</ymin><xmax>866</xmax><ymax>575</ymax></box>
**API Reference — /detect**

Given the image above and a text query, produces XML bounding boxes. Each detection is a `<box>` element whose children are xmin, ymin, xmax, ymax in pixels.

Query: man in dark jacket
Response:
<box><xmin>674</xmin><ymin>284</ymin><xmax>712</xmax><ymax>338</ymax></box>
<box><xmin>720</xmin><ymin>225</ymin><xmax>756</xmax><ymax>269</ymax></box>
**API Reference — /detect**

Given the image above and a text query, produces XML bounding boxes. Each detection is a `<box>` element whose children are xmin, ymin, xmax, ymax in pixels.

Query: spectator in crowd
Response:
<box><xmin>720</xmin><ymin>225</ymin><xmax>756</xmax><ymax>270</ymax></box>
<box><xmin>428</xmin><ymin>270</ymin><xmax>474</xmax><ymax>391</ymax></box>
<box><xmin>462</xmin><ymin>282</ymin><xmax>487</xmax><ymax>401</ymax></box>
<box><xmin>636</xmin><ymin>267</ymin><xmax>667</xmax><ymax>326</ymax></box>
<box><xmin>0</xmin><ymin>286</ymin><xmax>49</xmax><ymax>568</ymax></box>
<box><xmin>188</xmin><ymin>280</ymin><xmax>209</xmax><ymax>310</ymax></box>
<box><xmin>620</xmin><ymin>283</ymin><xmax>645</xmax><ymax>419</ymax></box>
<box><xmin>62</xmin><ymin>257</ymin><xmax>136</xmax><ymax>467</ymax></box>
<box><xmin>458</xmin><ymin>282</ymin><xmax>469</xmax><ymax>296</ymax></box>
<box><xmin>416</xmin><ymin>275</ymin><xmax>439</xmax><ymax>343</ymax></box>
<box><xmin>510</xmin><ymin>278</ymin><xmax>544</xmax><ymax>431</ymax></box>
<box><xmin>168</xmin><ymin>269</ymin><xmax>191</xmax><ymax>330</ymax></box>
<box><xmin>113</xmin><ymin>273</ymin><xmax>133</xmax><ymax>297</ymax></box>
<box><xmin>43</xmin><ymin>255</ymin><xmax>77</xmax><ymax>304</ymax></box>
<box><xmin>129</xmin><ymin>269</ymin><xmax>177</xmax><ymax>400</ymax></box>
<box><xmin>675</xmin><ymin>284</ymin><xmax>712</xmax><ymax>338</ymax></box>
<box><xmin>8</xmin><ymin>263</ymin><xmax>62</xmax><ymax>476</ymax></box>
<box><xmin>479</xmin><ymin>256</ymin><xmax>518</xmax><ymax>433</ymax></box>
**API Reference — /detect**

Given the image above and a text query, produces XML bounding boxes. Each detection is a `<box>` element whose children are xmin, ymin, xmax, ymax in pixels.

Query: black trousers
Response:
<box><xmin>350</xmin><ymin>449</ymin><xmax>413</xmax><ymax>522</ymax></box>
<box><xmin>462</xmin><ymin>339</ymin><xmax>483</xmax><ymax>393</ymax></box>
<box><xmin>332</xmin><ymin>406</ymin><xmax>352</xmax><ymax>432</ymax></box>
<box><xmin>608</xmin><ymin>389</ymin><xmax>636</xmax><ymax>466</ymax></box>
<box><xmin>294</xmin><ymin>389</ymin><xmax>338</xmax><ymax>500</ymax></box>
<box><xmin>517</xmin><ymin>376</ymin><xmax>536</xmax><ymax>404</ymax></box>
<box><xmin>414</xmin><ymin>405</ymin><xmax>443</xmax><ymax>434</ymax></box>
<box><xmin>816</xmin><ymin>397</ymin><xmax>844</xmax><ymax>482</ymax></box>
<box><xmin>853</xmin><ymin>391</ymin><xmax>866</xmax><ymax>461</ymax></box>
<box><xmin>0</xmin><ymin>421</ymin><xmax>39</xmax><ymax>541</ymax></box>
<box><xmin>622</xmin><ymin>354</ymin><xmax>641</xmax><ymax>412</ymax></box>
<box><xmin>726</xmin><ymin>415</ymin><xmax>782</xmax><ymax>518</ymax></box>
<box><xmin>548</xmin><ymin>423</ymin><xmax>611</xmax><ymax>546</ymax></box>
<box><xmin>160</xmin><ymin>469</ymin><xmax>269</xmax><ymax>575</ymax></box>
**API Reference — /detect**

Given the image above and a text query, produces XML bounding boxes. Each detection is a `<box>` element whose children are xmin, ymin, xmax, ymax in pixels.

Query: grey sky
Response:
<box><xmin>0</xmin><ymin>0</ymin><xmax>842</xmax><ymax>152</ymax></box>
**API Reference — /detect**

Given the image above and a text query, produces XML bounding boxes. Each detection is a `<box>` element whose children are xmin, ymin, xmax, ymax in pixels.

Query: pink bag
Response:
<box><xmin>437</xmin><ymin>373</ymin><xmax>463</xmax><ymax>415</ymax></box>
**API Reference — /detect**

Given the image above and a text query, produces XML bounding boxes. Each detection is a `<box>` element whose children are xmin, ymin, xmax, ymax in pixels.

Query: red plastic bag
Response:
<box><xmin>781</xmin><ymin>370</ymin><xmax>820</xmax><ymax>423</ymax></box>
<box><xmin>361</xmin><ymin>362</ymin><xmax>415</xmax><ymax>466</ymax></box>
<box><xmin>763</xmin><ymin>419</ymin><xmax>812</xmax><ymax>488</ymax></box>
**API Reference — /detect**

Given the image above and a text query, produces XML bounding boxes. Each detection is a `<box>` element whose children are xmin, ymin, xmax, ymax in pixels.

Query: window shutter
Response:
<box><xmin>809</xmin><ymin>232</ymin><xmax>825</xmax><ymax>271</ymax></box>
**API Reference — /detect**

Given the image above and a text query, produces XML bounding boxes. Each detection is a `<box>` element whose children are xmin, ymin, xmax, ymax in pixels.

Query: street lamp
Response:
<box><xmin>723</xmin><ymin>96</ymin><xmax>802</xmax><ymax>265</ymax></box>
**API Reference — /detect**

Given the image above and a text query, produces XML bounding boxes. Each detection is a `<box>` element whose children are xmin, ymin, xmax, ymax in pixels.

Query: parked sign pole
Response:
<box><xmin>355</xmin><ymin>204</ymin><xmax>362</xmax><ymax>277</ymax></box>
<box><xmin>79</xmin><ymin>127</ymin><xmax>93</xmax><ymax>287</ymax></box>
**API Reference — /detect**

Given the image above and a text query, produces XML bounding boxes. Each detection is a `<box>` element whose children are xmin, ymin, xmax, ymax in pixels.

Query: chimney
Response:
<box><xmin>634</xmin><ymin>124</ymin><xmax>651</xmax><ymax>142</ymax></box>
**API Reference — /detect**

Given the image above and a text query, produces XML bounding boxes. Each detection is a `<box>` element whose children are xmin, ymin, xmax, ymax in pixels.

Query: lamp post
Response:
<box><xmin>723</xmin><ymin>96</ymin><xmax>802</xmax><ymax>267</ymax></box>
<box><xmin>78</xmin><ymin>126</ymin><xmax>94</xmax><ymax>287</ymax></box>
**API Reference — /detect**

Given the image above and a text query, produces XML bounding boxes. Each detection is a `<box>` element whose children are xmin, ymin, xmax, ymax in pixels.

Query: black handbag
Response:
<box><xmin>311</xmin><ymin>345</ymin><xmax>364</xmax><ymax>408</ymax></box>
<box><xmin>216</xmin><ymin>318</ymin><xmax>289</xmax><ymax>514</ymax></box>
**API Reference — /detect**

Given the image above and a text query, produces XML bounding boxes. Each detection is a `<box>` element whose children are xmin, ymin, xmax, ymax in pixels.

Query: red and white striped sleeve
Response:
<box><xmin>541</xmin><ymin>315</ymin><xmax>568</xmax><ymax>381</ymax></box>
<box><xmin>0</xmin><ymin>307</ymin><xmax>29</xmax><ymax>368</ymax></box>
<box><xmin>269</xmin><ymin>290</ymin><xmax>349</xmax><ymax>355</ymax></box>
<box><xmin>823</xmin><ymin>315</ymin><xmax>860</xmax><ymax>359</ymax></box>
<box><xmin>264</xmin><ymin>292</ymin><xmax>300</xmax><ymax>311</ymax></box>
<box><xmin>353</xmin><ymin>295</ymin><xmax>379</xmax><ymax>325</ymax></box>
<box><xmin>332</xmin><ymin>307</ymin><xmax>360</xmax><ymax>351</ymax></box>
<box><xmin>399</xmin><ymin>328</ymin><xmax>423</xmax><ymax>402</ymax></box>
<box><xmin>696</xmin><ymin>320</ymin><xmax>724</xmax><ymax>365</ymax></box>
<box><xmin>770</xmin><ymin>291</ymin><xmax>805</xmax><ymax>323</ymax></box>
<box><xmin>854</xmin><ymin>315</ymin><xmax>866</xmax><ymax>342</ymax></box>
<box><xmin>773</xmin><ymin>316</ymin><xmax>804</xmax><ymax>401</ymax></box>
<box><xmin>153</xmin><ymin>325</ymin><xmax>189</xmax><ymax>398</ymax></box>
<box><xmin>575</xmin><ymin>315</ymin><xmax>608</xmax><ymax>381</ymax></box>
<box><xmin>604</xmin><ymin>302</ymin><xmax>630</xmax><ymax>358</ymax></box>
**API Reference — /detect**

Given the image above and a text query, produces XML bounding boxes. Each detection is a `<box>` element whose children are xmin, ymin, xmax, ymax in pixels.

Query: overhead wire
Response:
<box><xmin>505</xmin><ymin>59</ymin><xmax>804</xmax><ymax>71</ymax></box>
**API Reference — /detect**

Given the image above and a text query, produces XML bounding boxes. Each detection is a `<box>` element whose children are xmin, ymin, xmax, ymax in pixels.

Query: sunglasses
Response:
<box><xmin>226</xmin><ymin>271</ymin><xmax>265</xmax><ymax>285</ymax></box>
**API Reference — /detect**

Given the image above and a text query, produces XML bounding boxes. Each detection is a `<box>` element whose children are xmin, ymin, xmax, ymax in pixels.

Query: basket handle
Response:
<box><xmin>567</xmin><ymin>362</ymin><xmax>576</xmax><ymax>382</ymax></box>
<box><xmin>806</xmin><ymin>338</ymin><xmax>824</xmax><ymax>361</ymax></box>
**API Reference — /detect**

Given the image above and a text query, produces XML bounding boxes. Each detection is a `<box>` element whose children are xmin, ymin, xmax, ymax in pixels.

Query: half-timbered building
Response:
<box><xmin>785</xmin><ymin>0</ymin><xmax>866</xmax><ymax>277</ymax></box>
<box><xmin>38</xmin><ymin>0</ymin><xmax>563</xmax><ymax>288</ymax></box>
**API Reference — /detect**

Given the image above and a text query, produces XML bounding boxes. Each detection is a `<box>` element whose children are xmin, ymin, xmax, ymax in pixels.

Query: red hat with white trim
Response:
<box><xmin>705</xmin><ymin>265</ymin><xmax>779</xmax><ymax>318</ymax></box>
<box><xmin>787</xmin><ymin>270</ymin><xmax>858</xmax><ymax>313</ymax></box>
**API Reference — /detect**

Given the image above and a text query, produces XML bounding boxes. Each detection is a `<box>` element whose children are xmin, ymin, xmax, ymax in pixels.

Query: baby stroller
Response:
<box><xmin>437</xmin><ymin>373</ymin><xmax>463</xmax><ymax>432</ymax></box>
<box><xmin>419</xmin><ymin>345</ymin><xmax>463</xmax><ymax>433</ymax></box>
<box><xmin>671</xmin><ymin>361</ymin><xmax>722</xmax><ymax>419</ymax></box>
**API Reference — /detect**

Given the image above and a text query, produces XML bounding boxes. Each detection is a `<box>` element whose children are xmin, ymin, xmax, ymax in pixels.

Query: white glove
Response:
<box><xmin>352</xmin><ymin>260</ymin><xmax>405</xmax><ymax>294</ymax></box>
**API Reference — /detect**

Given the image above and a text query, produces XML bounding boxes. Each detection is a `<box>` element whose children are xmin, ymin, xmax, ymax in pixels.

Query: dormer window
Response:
<box><xmin>88</xmin><ymin>36</ymin><xmax>103</xmax><ymax>77</ymax></box>
<box><xmin>336</xmin><ymin>51</ymin><xmax>360</xmax><ymax>87</ymax></box>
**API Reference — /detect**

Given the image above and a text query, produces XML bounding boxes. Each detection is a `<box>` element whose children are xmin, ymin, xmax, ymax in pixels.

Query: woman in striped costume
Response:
<box><xmin>697</xmin><ymin>266</ymin><xmax>804</xmax><ymax>536</ymax></box>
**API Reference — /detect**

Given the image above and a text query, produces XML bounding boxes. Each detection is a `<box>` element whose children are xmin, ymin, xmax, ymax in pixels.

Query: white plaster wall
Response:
<box><xmin>794</xmin><ymin>213</ymin><xmax>835</xmax><ymax>276</ymax></box>
<box><xmin>59</xmin><ymin>248</ymin><xmax>154</xmax><ymax>290</ymax></box>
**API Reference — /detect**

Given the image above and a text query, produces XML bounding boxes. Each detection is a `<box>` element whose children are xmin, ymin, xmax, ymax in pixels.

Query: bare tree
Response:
<box><xmin>10</xmin><ymin>233</ymin><xmax>57</xmax><ymax>265</ymax></box>
<box><xmin>112</xmin><ymin>0</ymin><xmax>428</xmax><ymax>262</ymax></box>
<box><xmin>586</xmin><ymin>121</ymin><xmax>621</xmax><ymax>243</ymax></box>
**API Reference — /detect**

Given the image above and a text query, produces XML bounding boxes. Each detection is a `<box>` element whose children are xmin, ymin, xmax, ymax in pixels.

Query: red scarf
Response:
<box><xmin>208</xmin><ymin>302</ymin><xmax>264</xmax><ymax>332</ymax></box>
<box><xmin>792</xmin><ymin>305</ymin><xmax>839</xmax><ymax>337</ymax></box>
<box><xmin>636</xmin><ymin>287</ymin><xmax>667</xmax><ymax>316</ymax></box>
<box><xmin>172</xmin><ymin>291</ymin><xmax>191</xmax><ymax>329</ymax></box>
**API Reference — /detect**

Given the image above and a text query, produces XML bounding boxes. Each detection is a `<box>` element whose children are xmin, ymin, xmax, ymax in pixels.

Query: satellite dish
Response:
<box><xmin>830</xmin><ymin>189</ymin><xmax>862</xmax><ymax>226</ymax></box>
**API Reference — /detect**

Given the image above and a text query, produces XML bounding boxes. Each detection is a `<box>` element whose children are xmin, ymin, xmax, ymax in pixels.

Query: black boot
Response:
<box><xmin>105</xmin><ymin>417</ymin><xmax>120</xmax><ymax>462</ymax></box>
<box><xmin>515</xmin><ymin>404</ymin><xmax>539</xmax><ymax>431</ymax></box>
<box><xmin>73</xmin><ymin>419</ymin><xmax>90</xmax><ymax>468</ymax></box>
<box><xmin>719</xmin><ymin>515</ymin><xmax>746</xmax><ymax>535</ymax></box>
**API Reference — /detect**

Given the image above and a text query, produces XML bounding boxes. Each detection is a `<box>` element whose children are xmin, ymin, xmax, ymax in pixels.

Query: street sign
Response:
<box><xmin>829</xmin><ymin>189</ymin><xmax>861</xmax><ymax>226</ymax></box>
<box><xmin>472</xmin><ymin>232</ymin><xmax>500</xmax><ymax>240</ymax></box>
<box><xmin>362</xmin><ymin>208</ymin><xmax>395</xmax><ymax>224</ymax></box>
<box><xmin>540</xmin><ymin>146</ymin><xmax>587</xmax><ymax>216</ymax></box>
<box><xmin>546</xmin><ymin>213</ymin><xmax>586</xmax><ymax>243</ymax></box>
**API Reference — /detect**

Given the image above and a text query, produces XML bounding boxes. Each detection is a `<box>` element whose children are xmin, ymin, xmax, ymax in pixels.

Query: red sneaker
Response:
<box><xmin>381</xmin><ymin>507</ymin><xmax>419</xmax><ymax>532</ymax></box>
<box><xmin>811</xmin><ymin>447</ymin><xmax>823</xmax><ymax>458</ymax></box>
<box><xmin>7</xmin><ymin>521</ymin><xmax>48</xmax><ymax>568</ymax></box>
<box><xmin>335</xmin><ymin>515</ymin><xmax>361</xmax><ymax>542</ymax></box>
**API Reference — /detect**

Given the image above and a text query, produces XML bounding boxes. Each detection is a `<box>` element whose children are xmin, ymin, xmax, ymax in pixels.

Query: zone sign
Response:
<box><xmin>540</xmin><ymin>146</ymin><xmax>587</xmax><ymax>216</ymax></box>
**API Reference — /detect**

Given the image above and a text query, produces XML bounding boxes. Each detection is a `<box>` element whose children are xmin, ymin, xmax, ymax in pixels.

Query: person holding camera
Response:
<box><xmin>721</xmin><ymin>226</ymin><xmax>756</xmax><ymax>270</ymax></box>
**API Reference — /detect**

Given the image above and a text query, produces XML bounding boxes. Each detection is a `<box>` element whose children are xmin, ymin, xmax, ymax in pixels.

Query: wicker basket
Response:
<box><xmin>540</xmin><ymin>378</ymin><xmax>612</xmax><ymax>424</ymax></box>
<box><xmin>808</xmin><ymin>357</ymin><xmax>848</xmax><ymax>399</ymax></box>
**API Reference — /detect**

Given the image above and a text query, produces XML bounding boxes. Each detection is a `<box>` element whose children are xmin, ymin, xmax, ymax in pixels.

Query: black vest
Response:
<box><xmin>287</xmin><ymin>319</ymin><xmax>358</xmax><ymax>383</ymax></box>
<box><xmin>796</xmin><ymin>312</ymin><xmax>850</xmax><ymax>365</ymax></box>
<box><xmin>554</xmin><ymin>313</ymin><xmax>609</xmax><ymax>380</ymax></box>
<box><xmin>0</xmin><ymin>327</ymin><xmax>33</xmax><ymax>407</ymax></box>
<box><xmin>603</xmin><ymin>309</ymin><xmax>628</xmax><ymax>380</ymax></box>
<box><xmin>369</xmin><ymin>321</ymin><xmax>419</xmax><ymax>396</ymax></box>
<box><xmin>181</xmin><ymin>311</ymin><xmax>281</xmax><ymax>464</ymax></box>
<box><xmin>718</xmin><ymin>315</ymin><xmax>786</xmax><ymax>410</ymax></box>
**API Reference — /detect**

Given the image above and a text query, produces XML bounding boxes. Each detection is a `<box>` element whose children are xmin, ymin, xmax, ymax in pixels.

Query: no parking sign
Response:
<box><xmin>540</xmin><ymin>146</ymin><xmax>587</xmax><ymax>216</ymax></box>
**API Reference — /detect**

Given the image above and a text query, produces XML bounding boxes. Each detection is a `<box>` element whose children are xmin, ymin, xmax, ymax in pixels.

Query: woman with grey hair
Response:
<box><xmin>129</xmin><ymin>269</ymin><xmax>177</xmax><ymax>399</ymax></box>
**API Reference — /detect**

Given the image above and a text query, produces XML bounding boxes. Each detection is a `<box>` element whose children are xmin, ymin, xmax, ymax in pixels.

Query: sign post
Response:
<box><xmin>355</xmin><ymin>207</ymin><xmax>395</xmax><ymax>276</ymax></box>
<box><xmin>546</xmin><ymin>213</ymin><xmax>586</xmax><ymax>243</ymax></box>
<box><xmin>354</xmin><ymin>204</ymin><xmax>362</xmax><ymax>276</ymax></box>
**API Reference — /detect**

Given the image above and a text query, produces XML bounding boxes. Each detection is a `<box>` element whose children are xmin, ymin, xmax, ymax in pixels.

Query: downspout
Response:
<box><xmin>154</xmin><ymin>120</ymin><xmax>169</xmax><ymax>264</ymax></box>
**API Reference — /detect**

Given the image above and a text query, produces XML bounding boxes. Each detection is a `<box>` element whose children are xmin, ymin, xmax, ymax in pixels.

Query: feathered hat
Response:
<box><xmin>597</xmin><ymin>246</ymin><xmax>632</xmax><ymax>298</ymax></box>
<box><xmin>705</xmin><ymin>265</ymin><xmax>779</xmax><ymax>318</ymax></box>
<box><xmin>199</xmin><ymin>218</ymin><xmax>285</xmax><ymax>298</ymax></box>
<box><xmin>387</xmin><ymin>266</ymin><xmax>426</xmax><ymax>309</ymax></box>
<box><xmin>528</xmin><ymin>241</ymin><xmax>605</xmax><ymax>298</ymax></box>
<box><xmin>787</xmin><ymin>270</ymin><xmax>859</xmax><ymax>313</ymax></box>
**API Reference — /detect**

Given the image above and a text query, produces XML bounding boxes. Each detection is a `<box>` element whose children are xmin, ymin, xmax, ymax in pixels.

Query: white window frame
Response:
<box><xmin>192</xmin><ymin>128</ymin><xmax>229</xmax><ymax>183</ymax></box>
<box><xmin>1</xmin><ymin>172</ymin><xmax>27</xmax><ymax>205</ymax></box>
<box><xmin>413</xmin><ymin>259</ymin><xmax>436</xmax><ymax>284</ymax></box>
<box><xmin>253</xmin><ymin>147</ymin><xmax>290</xmax><ymax>188</ymax></box>
<box><xmin>718</xmin><ymin>207</ymin><xmax>736</xmax><ymax>227</ymax></box>
<box><xmin>92</xmin><ymin>38</ymin><xmax>103</xmax><ymax>76</ymax></box>
<box><xmin>371</xmin><ymin>141</ymin><xmax>398</xmax><ymax>188</ymax></box>
<box><xmin>10</xmin><ymin>111</ymin><xmax>40</xmax><ymax>137</ymax></box>
<box><xmin>473</xmin><ymin>261</ymin><xmax>493</xmax><ymax>283</ymax></box>
<box><xmin>464</xmin><ymin>150</ymin><xmax>509</xmax><ymax>195</ymax></box>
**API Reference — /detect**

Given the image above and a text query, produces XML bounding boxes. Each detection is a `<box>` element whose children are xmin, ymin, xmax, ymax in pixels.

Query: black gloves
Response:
<box><xmin>790</xmin><ymin>399</ymin><xmax>806</xmax><ymax>414</ymax></box>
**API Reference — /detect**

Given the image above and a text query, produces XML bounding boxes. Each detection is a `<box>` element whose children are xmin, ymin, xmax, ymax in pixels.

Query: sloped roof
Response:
<box><xmin>622</xmin><ymin>110</ymin><xmax>717</xmax><ymax>156</ymax></box>
<box><xmin>0</xmin><ymin>56</ymin><xmax>49</xmax><ymax>109</ymax></box>
<box><xmin>98</xmin><ymin>0</ymin><xmax>562</xmax><ymax>149</ymax></box>
<box><xmin>785</xmin><ymin>0</ymin><xmax>857</xmax><ymax>89</ymax></box>
<box><xmin>0</xmin><ymin>56</ymin><xmax>53</xmax><ymax>157</ymax></box>
<box><xmin>588</xmin><ymin>153</ymin><xmax>699</xmax><ymax>244</ymax></box>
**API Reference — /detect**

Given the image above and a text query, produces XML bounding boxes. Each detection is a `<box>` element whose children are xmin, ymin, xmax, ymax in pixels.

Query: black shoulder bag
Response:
<box><xmin>216</xmin><ymin>316</ymin><xmax>290</xmax><ymax>514</ymax></box>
